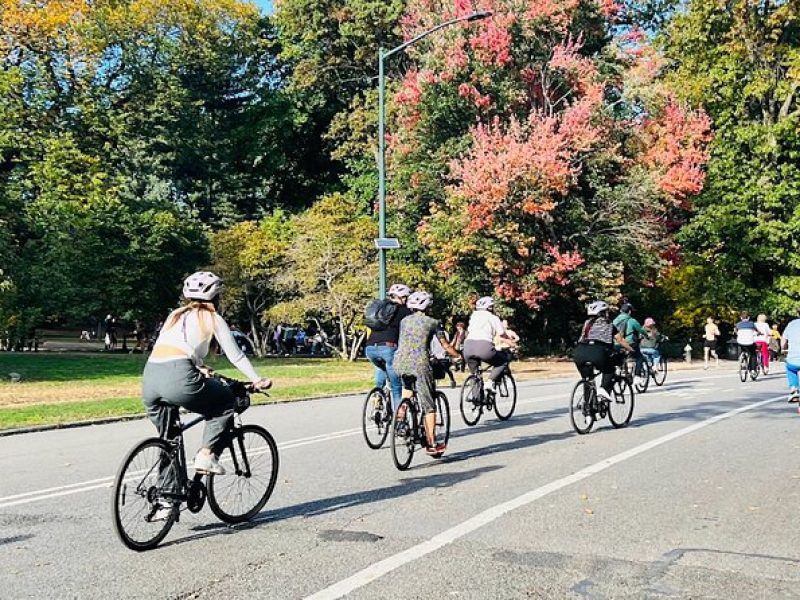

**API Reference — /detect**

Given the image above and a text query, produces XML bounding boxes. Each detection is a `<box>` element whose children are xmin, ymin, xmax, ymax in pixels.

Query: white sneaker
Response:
<box><xmin>151</xmin><ymin>503</ymin><xmax>174</xmax><ymax>521</ymax></box>
<box><xmin>194</xmin><ymin>453</ymin><xmax>226</xmax><ymax>475</ymax></box>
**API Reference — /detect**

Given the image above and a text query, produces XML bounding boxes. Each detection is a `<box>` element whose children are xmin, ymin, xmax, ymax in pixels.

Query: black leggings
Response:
<box><xmin>574</xmin><ymin>343</ymin><xmax>620</xmax><ymax>393</ymax></box>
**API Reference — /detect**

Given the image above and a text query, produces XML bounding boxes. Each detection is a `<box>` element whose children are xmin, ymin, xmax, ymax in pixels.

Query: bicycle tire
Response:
<box><xmin>112</xmin><ymin>437</ymin><xmax>177</xmax><ymax>551</ymax></box>
<box><xmin>459</xmin><ymin>375</ymin><xmax>483</xmax><ymax>426</ymax></box>
<box><xmin>609</xmin><ymin>378</ymin><xmax>635</xmax><ymax>428</ymax></box>
<box><xmin>434</xmin><ymin>391</ymin><xmax>451</xmax><ymax>450</ymax></box>
<box><xmin>493</xmin><ymin>372</ymin><xmax>517</xmax><ymax>420</ymax></box>
<box><xmin>570</xmin><ymin>380</ymin><xmax>595</xmax><ymax>435</ymax></box>
<box><xmin>362</xmin><ymin>386</ymin><xmax>391</xmax><ymax>449</ymax></box>
<box><xmin>652</xmin><ymin>357</ymin><xmax>668</xmax><ymax>386</ymax></box>
<box><xmin>391</xmin><ymin>399</ymin><xmax>415</xmax><ymax>471</ymax></box>
<box><xmin>738</xmin><ymin>354</ymin><xmax>748</xmax><ymax>382</ymax></box>
<box><xmin>635</xmin><ymin>360</ymin><xmax>650</xmax><ymax>394</ymax></box>
<box><xmin>208</xmin><ymin>425</ymin><xmax>279</xmax><ymax>524</ymax></box>
<box><xmin>749</xmin><ymin>355</ymin><xmax>760</xmax><ymax>381</ymax></box>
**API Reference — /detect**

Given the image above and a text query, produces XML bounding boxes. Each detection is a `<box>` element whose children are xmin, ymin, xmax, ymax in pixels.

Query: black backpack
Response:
<box><xmin>365</xmin><ymin>299</ymin><xmax>399</xmax><ymax>330</ymax></box>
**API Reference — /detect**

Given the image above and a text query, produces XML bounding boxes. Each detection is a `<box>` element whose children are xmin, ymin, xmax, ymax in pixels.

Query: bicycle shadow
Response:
<box><xmin>160</xmin><ymin>464</ymin><xmax>502</xmax><ymax>548</ymax></box>
<box><xmin>449</xmin><ymin>406</ymin><xmax>566</xmax><ymax>441</ymax></box>
<box><xmin>441</xmin><ymin>429</ymin><xmax>576</xmax><ymax>465</ymax></box>
<box><xmin>628</xmin><ymin>394</ymin><xmax>783</xmax><ymax>429</ymax></box>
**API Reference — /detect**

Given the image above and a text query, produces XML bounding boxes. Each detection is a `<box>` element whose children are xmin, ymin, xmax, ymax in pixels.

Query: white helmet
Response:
<box><xmin>475</xmin><ymin>296</ymin><xmax>494</xmax><ymax>310</ymax></box>
<box><xmin>587</xmin><ymin>300</ymin><xmax>609</xmax><ymax>316</ymax></box>
<box><xmin>407</xmin><ymin>291</ymin><xmax>432</xmax><ymax>311</ymax></box>
<box><xmin>388</xmin><ymin>283</ymin><xmax>411</xmax><ymax>298</ymax></box>
<box><xmin>183</xmin><ymin>271</ymin><xmax>223</xmax><ymax>301</ymax></box>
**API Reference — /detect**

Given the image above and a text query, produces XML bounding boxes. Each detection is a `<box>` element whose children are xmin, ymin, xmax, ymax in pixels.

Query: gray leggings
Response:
<box><xmin>400</xmin><ymin>368</ymin><xmax>436</xmax><ymax>415</ymax></box>
<box><xmin>463</xmin><ymin>340</ymin><xmax>509</xmax><ymax>382</ymax></box>
<box><xmin>142</xmin><ymin>360</ymin><xmax>235</xmax><ymax>455</ymax></box>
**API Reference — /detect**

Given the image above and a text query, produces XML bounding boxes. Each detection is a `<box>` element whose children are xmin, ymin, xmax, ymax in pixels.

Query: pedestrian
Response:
<box><xmin>451</xmin><ymin>321</ymin><xmax>467</xmax><ymax>371</ymax></box>
<box><xmin>430</xmin><ymin>325</ymin><xmax>457</xmax><ymax>388</ymax></box>
<box><xmin>781</xmin><ymin>309</ymin><xmax>800</xmax><ymax>406</ymax></box>
<box><xmin>769</xmin><ymin>324</ymin><xmax>782</xmax><ymax>362</ymax></box>
<box><xmin>703</xmin><ymin>316</ymin><xmax>720</xmax><ymax>369</ymax></box>
<box><xmin>495</xmin><ymin>319</ymin><xmax>520</xmax><ymax>353</ymax></box>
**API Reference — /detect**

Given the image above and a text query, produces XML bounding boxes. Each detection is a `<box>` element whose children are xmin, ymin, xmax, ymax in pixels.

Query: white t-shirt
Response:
<box><xmin>466</xmin><ymin>310</ymin><xmax>506</xmax><ymax>343</ymax></box>
<box><xmin>150</xmin><ymin>309</ymin><xmax>260</xmax><ymax>381</ymax></box>
<box><xmin>754</xmin><ymin>321</ymin><xmax>770</xmax><ymax>343</ymax></box>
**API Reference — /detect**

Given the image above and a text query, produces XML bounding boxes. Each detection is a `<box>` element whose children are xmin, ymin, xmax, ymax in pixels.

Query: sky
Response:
<box><xmin>253</xmin><ymin>0</ymin><xmax>273</xmax><ymax>14</ymax></box>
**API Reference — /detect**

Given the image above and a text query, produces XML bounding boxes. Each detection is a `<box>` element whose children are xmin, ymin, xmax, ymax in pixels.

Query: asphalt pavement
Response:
<box><xmin>1</xmin><ymin>363</ymin><xmax>799</xmax><ymax>599</ymax></box>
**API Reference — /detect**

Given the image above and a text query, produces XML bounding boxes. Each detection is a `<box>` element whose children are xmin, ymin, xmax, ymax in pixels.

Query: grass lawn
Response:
<box><xmin>0</xmin><ymin>353</ymin><xmax>375</xmax><ymax>430</ymax></box>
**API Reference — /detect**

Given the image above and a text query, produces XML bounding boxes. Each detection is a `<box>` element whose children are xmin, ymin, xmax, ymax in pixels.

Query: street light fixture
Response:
<box><xmin>376</xmin><ymin>10</ymin><xmax>493</xmax><ymax>298</ymax></box>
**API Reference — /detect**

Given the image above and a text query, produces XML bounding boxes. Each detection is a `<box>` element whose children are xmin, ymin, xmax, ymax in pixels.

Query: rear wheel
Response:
<box><xmin>739</xmin><ymin>353</ymin><xmax>748</xmax><ymax>382</ymax></box>
<box><xmin>112</xmin><ymin>438</ymin><xmax>178</xmax><ymax>551</ymax></box>
<box><xmin>434</xmin><ymin>392</ymin><xmax>451</xmax><ymax>448</ymax></box>
<box><xmin>652</xmin><ymin>357</ymin><xmax>668</xmax><ymax>386</ymax></box>
<box><xmin>570</xmin><ymin>380</ymin><xmax>595</xmax><ymax>435</ymax></box>
<box><xmin>362</xmin><ymin>387</ymin><xmax>392</xmax><ymax>449</ymax></box>
<box><xmin>609</xmin><ymin>379</ymin><xmax>635</xmax><ymax>428</ymax></box>
<box><xmin>749</xmin><ymin>354</ymin><xmax>760</xmax><ymax>381</ymax></box>
<box><xmin>391</xmin><ymin>399</ymin><xmax>416</xmax><ymax>471</ymax></box>
<box><xmin>493</xmin><ymin>372</ymin><xmax>517</xmax><ymax>420</ymax></box>
<box><xmin>459</xmin><ymin>375</ymin><xmax>483</xmax><ymax>426</ymax></box>
<box><xmin>208</xmin><ymin>425</ymin><xmax>279</xmax><ymax>524</ymax></box>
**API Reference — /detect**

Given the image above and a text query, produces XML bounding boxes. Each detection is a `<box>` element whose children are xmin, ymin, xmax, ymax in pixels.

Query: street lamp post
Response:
<box><xmin>376</xmin><ymin>10</ymin><xmax>492</xmax><ymax>298</ymax></box>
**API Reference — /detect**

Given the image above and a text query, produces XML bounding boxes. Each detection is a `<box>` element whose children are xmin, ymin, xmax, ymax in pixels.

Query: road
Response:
<box><xmin>1</xmin><ymin>364</ymin><xmax>799</xmax><ymax>599</ymax></box>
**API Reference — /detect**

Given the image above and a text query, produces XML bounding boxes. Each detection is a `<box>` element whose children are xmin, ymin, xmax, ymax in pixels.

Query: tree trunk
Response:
<box><xmin>349</xmin><ymin>330</ymin><xmax>366</xmax><ymax>362</ymax></box>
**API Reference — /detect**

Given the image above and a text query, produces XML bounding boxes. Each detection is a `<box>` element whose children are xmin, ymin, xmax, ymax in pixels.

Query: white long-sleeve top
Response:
<box><xmin>149</xmin><ymin>308</ymin><xmax>260</xmax><ymax>381</ymax></box>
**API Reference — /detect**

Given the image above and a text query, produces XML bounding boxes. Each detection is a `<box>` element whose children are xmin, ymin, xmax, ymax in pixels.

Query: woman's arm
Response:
<box><xmin>213</xmin><ymin>315</ymin><xmax>269</xmax><ymax>385</ymax></box>
<box><xmin>436</xmin><ymin>332</ymin><xmax>462</xmax><ymax>360</ymax></box>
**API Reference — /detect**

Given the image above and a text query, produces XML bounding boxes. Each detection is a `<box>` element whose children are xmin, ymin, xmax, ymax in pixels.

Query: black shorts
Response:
<box><xmin>704</xmin><ymin>339</ymin><xmax>717</xmax><ymax>350</ymax></box>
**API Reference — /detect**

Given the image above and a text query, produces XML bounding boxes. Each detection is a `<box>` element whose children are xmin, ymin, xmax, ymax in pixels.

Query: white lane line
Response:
<box><xmin>0</xmin><ymin>427</ymin><xmax>363</xmax><ymax>509</ymax></box>
<box><xmin>304</xmin><ymin>393</ymin><xmax>782</xmax><ymax>600</ymax></box>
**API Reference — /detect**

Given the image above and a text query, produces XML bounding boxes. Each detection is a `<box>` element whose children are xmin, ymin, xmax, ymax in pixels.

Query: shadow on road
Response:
<box><xmin>160</xmin><ymin>464</ymin><xmax>502</xmax><ymax>548</ymax></box>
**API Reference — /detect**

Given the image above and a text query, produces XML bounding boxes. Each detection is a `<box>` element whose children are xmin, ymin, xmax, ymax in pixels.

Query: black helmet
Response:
<box><xmin>620</xmin><ymin>302</ymin><xmax>634</xmax><ymax>314</ymax></box>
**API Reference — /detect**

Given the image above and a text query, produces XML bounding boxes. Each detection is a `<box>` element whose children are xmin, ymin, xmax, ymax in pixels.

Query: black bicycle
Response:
<box><xmin>390</xmin><ymin>377</ymin><xmax>450</xmax><ymax>471</ymax></box>
<box><xmin>738</xmin><ymin>348</ymin><xmax>760</xmax><ymax>382</ymax></box>
<box><xmin>362</xmin><ymin>358</ymin><xmax>393</xmax><ymax>449</ymax></box>
<box><xmin>112</xmin><ymin>376</ymin><xmax>279</xmax><ymax>551</ymax></box>
<box><xmin>459</xmin><ymin>363</ymin><xmax>516</xmax><ymax>426</ymax></box>
<box><xmin>622</xmin><ymin>352</ymin><xmax>650</xmax><ymax>394</ymax></box>
<box><xmin>645</xmin><ymin>353</ymin><xmax>668</xmax><ymax>386</ymax></box>
<box><xmin>570</xmin><ymin>363</ymin><xmax>635</xmax><ymax>434</ymax></box>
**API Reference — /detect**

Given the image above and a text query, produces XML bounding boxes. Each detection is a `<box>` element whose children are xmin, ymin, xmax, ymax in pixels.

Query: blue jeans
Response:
<box><xmin>641</xmin><ymin>347</ymin><xmax>661</xmax><ymax>368</ymax></box>
<box><xmin>786</xmin><ymin>362</ymin><xmax>800</xmax><ymax>390</ymax></box>
<box><xmin>365</xmin><ymin>345</ymin><xmax>402</xmax><ymax>410</ymax></box>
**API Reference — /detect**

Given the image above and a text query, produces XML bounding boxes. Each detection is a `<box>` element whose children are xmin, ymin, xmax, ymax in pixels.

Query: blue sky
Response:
<box><xmin>253</xmin><ymin>0</ymin><xmax>273</xmax><ymax>13</ymax></box>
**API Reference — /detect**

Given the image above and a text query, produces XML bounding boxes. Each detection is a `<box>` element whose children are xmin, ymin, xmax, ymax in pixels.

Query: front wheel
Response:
<box><xmin>112</xmin><ymin>438</ymin><xmax>178</xmax><ymax>551</ymax></box>
<box><xmin>208</xmin><ymin>425</ymin><xmax>279</xmax><ymax>524</ymax></box>
<box><xmin>609</xmin><ymin>378</ymin><xmax>635</xmax><ymax>428</ymax></box>
<box><xmin>570</xmin><ymin>380</ymin><xmax>595</xmax><ymax>435</ymax></box>
<box><xmin>460</xmin><ymin>375</ymin><xmax>483</xmax><ymax>426</ymax></box>
<box><xmin>630</xmin><ymin>356</ymin><xmax>649</xmax><ymax>394</ymax></box>
<box><xmin>434</xmin><ymin>392</ymin><xmax>451</xmax><ymax>449</ymax></box>
<box><xmin>391</xmin><ymin>399</ymin><xmax>416</xmax><ymax>471</ymax></box>
<box><xmin>493</xmin><ymin>372</ymin><xmax>517</xmax><ymax>420</ymax></box>
<box><xmin>362</xmin><ymin>387</ymin><xmax>392</xmax><ymax>449</ymax></box>
<box><xmin>652</xmin><ymin>357</ymin><xmax>668</xmax><ymax>386</ymax></box>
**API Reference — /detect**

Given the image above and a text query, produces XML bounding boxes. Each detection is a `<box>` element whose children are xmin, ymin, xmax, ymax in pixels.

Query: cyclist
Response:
<box><xmin>640</xmin><ymin>317</ymin><xmax>665</xmax><ymax>369</ymax></box>
<box><xmin>574</xmin><ymin>301</ymin><xmax>634</xmax><ymax>404</ymax></box>
<box><xmin>781</xmin><ymin>310</ymin><xmax>800</xmax><ymax>404</ymax></box>
<box><xmin>735</xmin><ymin>312</ymin><xmax>758</xmax><ymax>373</ymax></box>
<box><xmin>754</xmin><ymin>314</ymin><xmax>771</xmax><ymax>371</ymax></box>
<box><xmin>613</xmin><ymin>302</ymin><xmax>646</xmax><ymax>386</ymax></box>
<box><xmin>142</xmin><ymin>272</ymin><xmax>272</xmax><ymax>478</ymax></box>
<box><xmin>462</xmin><ymin>296</ymin><xmax>515</xmax><ymax>385</ymax></box>
<box><xmin>393</xmin><ymin>291</ymin><xmax>460</xmax><ymax>455</ymax></box>
<box><xmin>364</xmin><ymin>283</ymin><xmax>412</xmax><ymax>410</ymax></box>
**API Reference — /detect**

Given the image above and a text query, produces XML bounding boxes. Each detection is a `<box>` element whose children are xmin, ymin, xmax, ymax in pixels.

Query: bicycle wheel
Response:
<box><xmin>208</xmin><ymin>425</ymin><xmax>279</xmax><ymax>524</ymax></box>
<box><xmin>459</xmin><ymin>375</ymin><xmax>483</xmax><ymax>426</ymax></box>
<box><xmin>493</xmin><ymin>372</ymin><xmax>517</xmax><ymax>420</ymax></box>
<box><xmin>434</xmin><ymin>392</ymin><xmax>451</xmax><ymax>448</ymax></box>
<box><xmin>570</xmin><ymin>380</ymin><xmax>595</xmax><ymax>435</ymax></box>
<box><xmin>749</xmin><ymin>355</ymin><xmax>760</xmax><ymax>381</ymax></box>
<box><xmin>391</xmin><ymin>400</ymin><xmax>416</xmax><ymax>471</ymax></box>
<box><xmin>738</xmin><ymin>354</ymin><xmax>748</xmax><ymax>382</ymax></box>
<box><xmin>652</xmin><ymin>357</ymin><xmax>668</xmax><ymax>386</ymax></box>
<box><xmin>362</xmin><ymin>387</ymin><xmax>391</xmax><ymax>449</ymax></box>
<box><xmin>112</xmin><ymin>438</ymin><xmax>178</xmax><ymax>551</ymax></box>
<box><xmin>634</xmin><ymin>360</ymin><xmax>650</xmax><ymax>394</ymax></box>
<box><xmin>609</xmin><ymin>378</ymin><xmax>635</xmax><ymax>428</ymax></box>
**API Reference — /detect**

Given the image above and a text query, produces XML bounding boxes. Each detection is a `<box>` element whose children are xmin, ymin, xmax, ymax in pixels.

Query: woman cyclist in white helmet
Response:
<box><xmin>462</xmin><ymin>296</ymin><xmax>515</xmax><ymax>384</ymax></box>
<box><xmin>142</xmin><ymin>271</ymin><xmax>272</xmax><ymax>476</ymax></box>
<box><xmin>574</xmin><ymin>300</ymin><xmax>633</xmax><ymax>402</ymax></box>
<box><xmin>393</xmin><ymin>291</ymin><xmax>460</xmax><ymax>455</ymax></box>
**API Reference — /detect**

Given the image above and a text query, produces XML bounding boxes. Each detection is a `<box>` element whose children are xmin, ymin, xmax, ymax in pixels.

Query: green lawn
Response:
<box><xmin>0</xmin><ymin>353</ymin><xmax>374</xmax><ymax>431</ymax></box>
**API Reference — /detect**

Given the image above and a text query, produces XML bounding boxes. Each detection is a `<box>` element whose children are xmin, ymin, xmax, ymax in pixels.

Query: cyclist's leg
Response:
<box><xmin>141</xmin><ymin>364</ymin><xmax>183</xmax><ymax>493</ymax></box>
<box><xmin>641</xmin><ymin>347</ymin><xmax>658</xmax><ymax>368</ymax></box>
<box><xmin>786</xmin><ymin>362</ymin><xmax>800</xmax><ymax>400</ymax></box>
<box><xmin>383</xmin><ymin>346</ymin><xmax>403</xmax><ymax>410</ymax></box>
<box><xmin>462</xmin><ymin>340</ymin><xmax>483</xmax><ymax>375</ymax></box>
<box><xmin>757</xmin><ymin>341</ymin><xmax>769</xmax><ymax>368</ymax></box>
<box><xmin>633</xmin><ymin>344</ymin><xmax>644</xmax><ymax>377</ymax></box>
<box><xmin>365</xmin><ymin>344</ymin><xmax>388</xmax><ymax>389</ymax></box>
<box><xmin>415</xmin><ymin>368</ymin><xmax>438</xmax><ymax>449</ymax></box>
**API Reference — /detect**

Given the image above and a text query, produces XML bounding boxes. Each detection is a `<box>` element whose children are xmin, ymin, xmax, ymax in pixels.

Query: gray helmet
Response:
<box><xmin>475</xmin><ymin>296</ymin><xmax>494</xmax><ymax>310</ymax></box>
<box><xmin>587</xmin><ymin>300</ymin><xmax>609</xmax><ymax>316</ymax></box>
<box><xmin>388</xmin><ymin>283</ymin><xmax>411</xmax><ymax>298</ymax></box>
<box><xmin>183</xmin><ymin>271</ymin><xmax>223</xmax><ymax>301</ymax></box>
<box><xmin>407</xmin><ymin>291</ymin><xmax>433</xmax><ymax>311</ymax></box>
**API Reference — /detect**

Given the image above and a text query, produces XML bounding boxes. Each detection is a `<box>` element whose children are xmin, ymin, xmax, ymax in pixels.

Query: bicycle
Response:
<box><xmin>570</xmin><ymin>363</ymin><xmax>635</xmax><ymax>434</ymax></box>
<box><xmin>390</xmin><ymin>376</ymin><xmax>450</xmax><ymax>471</ymax></box>
<box><xmin>361</xmin><ymin>357</ymin><xmax>393</xmax><ymax>449</ymax></box>
<box><xmin>459</xmin><ymin>362</ymin><xmax>517</xmax><ymax>426</ymax></box>
<box><xmin>738</xmin><ymin>347</ymin><xmax>760</xmax><ymax>382</ymax></box>
<box><xmin>621</xmin><ymin>351</ymin><xmax>650</xmax><ymax>394</ymax></box>
<box><xmin>111</xmin><ymin>376</ymin><xmax>279</xmax><ymax>551</ymax></box>
<box><xmin>643</xmin><ymin>352</ymin><xmax>668</xmax><ymax>387</ymax></box>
